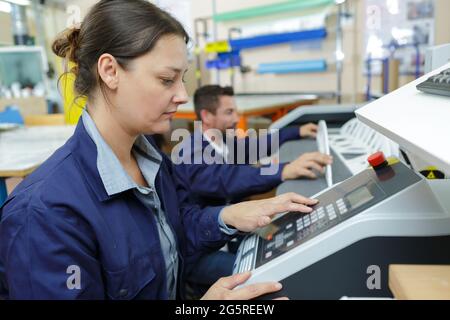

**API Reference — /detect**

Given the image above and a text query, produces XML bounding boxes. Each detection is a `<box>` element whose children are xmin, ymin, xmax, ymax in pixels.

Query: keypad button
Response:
<box><xmin>246</xmin><ymin>255</ymin><xmax>253</xmax><ymax>270</ymax></box>
<box><xmin>303</xmin><ymin>219</ymin><xmax>310</xmax><ymax>227</ymax></box>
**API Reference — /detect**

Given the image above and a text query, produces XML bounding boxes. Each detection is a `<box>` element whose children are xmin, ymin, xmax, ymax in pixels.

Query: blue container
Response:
<box><xmin>229</xmin><ymin>28</ymin><xmax>327</xmax><ymax>51</ymax></box>
<box><xmin>257</xmin><ymin>59</ymin><xmax>327</xmax><ymax>74</ymax></box>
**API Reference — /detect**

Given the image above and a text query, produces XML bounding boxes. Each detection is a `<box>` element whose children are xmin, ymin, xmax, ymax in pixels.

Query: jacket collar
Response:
<box><xmin>69</xmin><ymin>120</ymin><xmax>113</xmax><ymax>202</ymax></box>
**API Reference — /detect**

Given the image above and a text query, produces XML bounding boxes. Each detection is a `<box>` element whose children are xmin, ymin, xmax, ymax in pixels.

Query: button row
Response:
<box><xmin>296</xmin><ymin>218</ymin><xmax>304</xmax><ymax>232</ymax></box>
<box><xmin>275</xmin><ymin>234</ymin><xmax>284</xmax><ymax>248</ymax></box>
<box><xmin>242</xmin><ymin>236</ymin><xmax>257</xmax><ymax>255</ymax></box>
<box><xmin>336</xmin><ymin>199</ymin><xmax>350</xmax><ymax>214</ymax></box>
<box><xmin>239</xmin><ymin>253</ymin><xmax>254</xmax><ymax>273</ymax></box>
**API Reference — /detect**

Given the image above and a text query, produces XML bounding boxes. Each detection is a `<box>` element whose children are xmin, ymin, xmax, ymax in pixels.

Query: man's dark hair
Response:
<box><xmin>193</xmin><ymin>85</ymin><xmax>234</xmax><ymax>120</ymax></box>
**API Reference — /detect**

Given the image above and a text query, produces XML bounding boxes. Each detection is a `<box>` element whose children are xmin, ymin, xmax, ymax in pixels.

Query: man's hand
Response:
<box><xmin>201</xmin><ymin>272</ymin><xmax>288</xmax><ymax>300</ymax></box>
<box><xmin>300</xmin><ymin>123</ymin><xmax>318</xmax><ymax>139</ymax></box>
<box><xmin>221</xmin><ymin>193</ymin><xmax>318</xmax><ymax>233</ymax></box>
<box><xmin>282</xmin><ymin>152</ymin><xmax>332</xmax><ymax>181</ymax></box>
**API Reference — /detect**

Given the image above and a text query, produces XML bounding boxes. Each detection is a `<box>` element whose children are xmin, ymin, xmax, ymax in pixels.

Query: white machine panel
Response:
<box><xmin>356</xmin><ymin>62</ymin><xmax>450</xmax><ymax>174</ymax></box>
<box><xmin>234</xmin><ymin>160</ymin><xmax>450</xmax><ymax>289</ymax></box>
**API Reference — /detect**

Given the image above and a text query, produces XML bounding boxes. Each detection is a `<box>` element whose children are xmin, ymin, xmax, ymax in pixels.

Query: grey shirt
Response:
<box><xmin>82</xmin><ymin>110</ymin><xmax>179</xmax><ymax>299</ymax></box>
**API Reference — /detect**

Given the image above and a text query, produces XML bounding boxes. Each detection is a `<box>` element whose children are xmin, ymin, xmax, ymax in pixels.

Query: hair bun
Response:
<box><xmin>52</xmin><ymin>28</ymin><xmax>81</xmax><ymax>63</ymax></box>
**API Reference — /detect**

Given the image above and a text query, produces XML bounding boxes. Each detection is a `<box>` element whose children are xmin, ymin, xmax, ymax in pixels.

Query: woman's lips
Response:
<box><xmin>162</xmin><ymin>110</ymin><xmax>177</xmax><ymax>118</ymax></box>
<box><xmin>164</xmin><ymin>108</ymin><xmax>178</xmax><ymax>114</ymax></box>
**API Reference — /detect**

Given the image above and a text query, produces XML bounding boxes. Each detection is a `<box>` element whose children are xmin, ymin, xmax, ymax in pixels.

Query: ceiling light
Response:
<box><xmin>0</xmin><ymin>1</ymin><xmax>11</xmax><ymax>13</ymax></box>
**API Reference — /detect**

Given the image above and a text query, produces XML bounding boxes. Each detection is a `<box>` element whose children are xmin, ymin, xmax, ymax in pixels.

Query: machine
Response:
<box><xmin>233</xmin><ymin>63</ymin><xmax>450</xmax><ymax>299</ymax></box>
<box><xmin>234</xmin><ymin>156</ymin><xmax>450</xmax><ymax>299</ymax></box>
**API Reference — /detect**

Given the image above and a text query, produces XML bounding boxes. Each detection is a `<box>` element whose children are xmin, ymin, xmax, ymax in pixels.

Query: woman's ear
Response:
<box><xmin>97</xmin><ymin>53</ymin><xmax>119</xmax><ymax>90</ymax></box>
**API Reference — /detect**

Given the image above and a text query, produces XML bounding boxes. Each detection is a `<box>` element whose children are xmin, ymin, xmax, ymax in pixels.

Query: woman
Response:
<box><xmin>0</xmin><ymin>0</ymin><xmax>317</xmax><ymax>300</ymax></box>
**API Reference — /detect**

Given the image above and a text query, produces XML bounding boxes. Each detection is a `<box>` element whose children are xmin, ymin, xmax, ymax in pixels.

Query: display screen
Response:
<box><xmin>0</xmin><ymin>51</ymin><xmax>45</xmax><ymax>87</ymax></box>
<box><xmin>345</xmin><ymin>186</ymin><xmax>374</xmax><ymax>210</ymax></box>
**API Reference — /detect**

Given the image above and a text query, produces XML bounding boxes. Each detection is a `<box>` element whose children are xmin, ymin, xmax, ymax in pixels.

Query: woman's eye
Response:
<box><xmin>162</xmin><ymin>79</ymin><xmax>175</xmax><ymax>86</ymax></box>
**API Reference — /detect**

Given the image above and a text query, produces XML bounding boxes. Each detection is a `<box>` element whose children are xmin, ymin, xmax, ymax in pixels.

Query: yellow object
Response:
<box><xmin>24</xmin><ymin>114</ymin><xmax>66</xmax><ymax>126</ymax></box>
<box><xmin>427</xmin><ymin>171</ymin><xmax>436</xmax><ymax>179</ymax></box>
<box><xmin>60</xmin><ymin>61</ymin><xmax>85</xmax><ymax>125</ymax></box>
<box><xmin>204</xmin><ymin>41</ymin><xmax>231</xmax><ymax>54</ymax></box>
<box><xmin>420</xmin><ymin>166</ymin><xmax>445</xmax><ymax>180</ymax></box>
<box><xmin>387</xmin><ymin>157</ymin><xmax>400</xmax><ymax>165</ymax></box>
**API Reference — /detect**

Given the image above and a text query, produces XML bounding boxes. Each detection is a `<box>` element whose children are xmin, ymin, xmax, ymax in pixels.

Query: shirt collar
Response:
<box><xmin>81</xmin><ymin>109</ymin><xmax>161</xmax><ymax>197</ymax></box>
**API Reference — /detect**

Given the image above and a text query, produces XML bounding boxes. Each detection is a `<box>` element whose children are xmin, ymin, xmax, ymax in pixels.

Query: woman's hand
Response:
<box><xmin>201</xmin><ymin>272</ymin><xmax>288</xmax><ymax>300</ymax></box>
<box><xmin>221</xmin><ymin>193</ymin><xmax>318</xmax><ymax>233</ymax></box>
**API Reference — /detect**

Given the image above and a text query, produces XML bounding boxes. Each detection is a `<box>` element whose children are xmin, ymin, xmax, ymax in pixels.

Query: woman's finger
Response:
<box><xmin>218</xmin><ymin>272</ymin><xmax>252</xmax><ymax>290</ymax></box>
<box><xmin>263</xmin><ymin>201</ymin><xmax>313</xmax><ymax>219</ymax></box>
<box><xmin>229</xmin><ymin>282</ymin><xmax>283</xmax><ymax>300</ymax></box>
<box><xmin>282</xmin><ymin>192</ymin><xmax>319</xmax><ymax>206</ymax></box>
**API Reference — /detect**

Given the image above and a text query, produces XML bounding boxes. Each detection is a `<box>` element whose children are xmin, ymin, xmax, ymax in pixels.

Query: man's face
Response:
<box><xmin>210</xmin><ymin>95</ymin><xmax>240</xmax><ymax>133</ymax></box>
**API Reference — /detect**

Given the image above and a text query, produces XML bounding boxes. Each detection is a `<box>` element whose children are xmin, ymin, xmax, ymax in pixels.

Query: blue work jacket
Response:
<box><xmin>173</xmin><ymin>127</ymin><xmax>301</xmax><ymax>207</ymax></box>
<box><xmin>0</xmin><ymin>121</ymin><xmax>230</xmax><ymax>300</ymax></box>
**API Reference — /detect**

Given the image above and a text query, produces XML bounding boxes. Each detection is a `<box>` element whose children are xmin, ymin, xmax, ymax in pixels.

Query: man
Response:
<box><xmin>173</xmin><ymin>85</ymin><xmax>332</xmax><ymax>208</ymax></box>
<box><xmin>172</xmin><ymin>85</ymin><xmax>332</xmax><ymax>297</ymax></box>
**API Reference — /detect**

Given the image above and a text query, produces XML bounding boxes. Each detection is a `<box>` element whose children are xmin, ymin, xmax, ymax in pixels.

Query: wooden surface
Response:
<box><xmin>0</xmin><ymin>125</ymin><xmax>75</xmax><ymax>178</ymax></box>
<box><xmin>175</xmin><ymin>94</ymin><xmax>318</xmax><ymax>131</ymax></box>
<box><xmin>0</xmin><ymin>97</ymin><xmax>47</xmax><ymax>116</ymax></box>
<box><xmin>176</xmin><ymin>95</ymin><xmax>318</xmax><ymax>114</ymax></box>
<box><xmin>24</xmin><ymin>114</ymin><xmax>66</xmax><ymax>126</ymax></box>
<box><xmin>389</xmin><ymin>265</ymin><xmax>450</xmax><ymax>300</ymax></box>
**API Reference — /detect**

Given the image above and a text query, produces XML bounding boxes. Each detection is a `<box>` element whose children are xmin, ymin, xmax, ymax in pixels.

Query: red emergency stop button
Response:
<box><xmin>368</xmin><ymin>152</ymin><xmax>387</xmax><ymax>168</ymax></box>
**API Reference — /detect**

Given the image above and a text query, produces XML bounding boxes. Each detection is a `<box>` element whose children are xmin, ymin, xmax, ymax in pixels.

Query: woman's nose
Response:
<box><xmin>174</xmin><ymin>83</ymin><xmax>189</xmax><ymax>104</ymax></box>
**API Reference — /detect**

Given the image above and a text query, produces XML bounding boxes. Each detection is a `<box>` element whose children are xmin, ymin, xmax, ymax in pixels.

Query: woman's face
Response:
<box><xmin>112</xmin><ymin>35</ymin><xmax>189</xmax><ymax>135</ymax></box>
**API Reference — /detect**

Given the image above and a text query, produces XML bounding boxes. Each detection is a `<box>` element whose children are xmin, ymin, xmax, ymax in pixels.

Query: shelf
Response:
<box><xmin>213</xmin><ymin>0</ymin><xmax>335</xmax><ymax>22</ymax></box>
<box><xmin>229</xmin><ymin>28</ymin><xmax>327</xmax><ymax>51</ymax></box>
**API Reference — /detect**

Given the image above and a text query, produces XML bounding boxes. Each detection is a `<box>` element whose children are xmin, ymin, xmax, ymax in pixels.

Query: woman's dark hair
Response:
<box><xmin>52</xmin><ymin>0</ymin><xmax>189</xmax><ymax>100</ymax></box>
